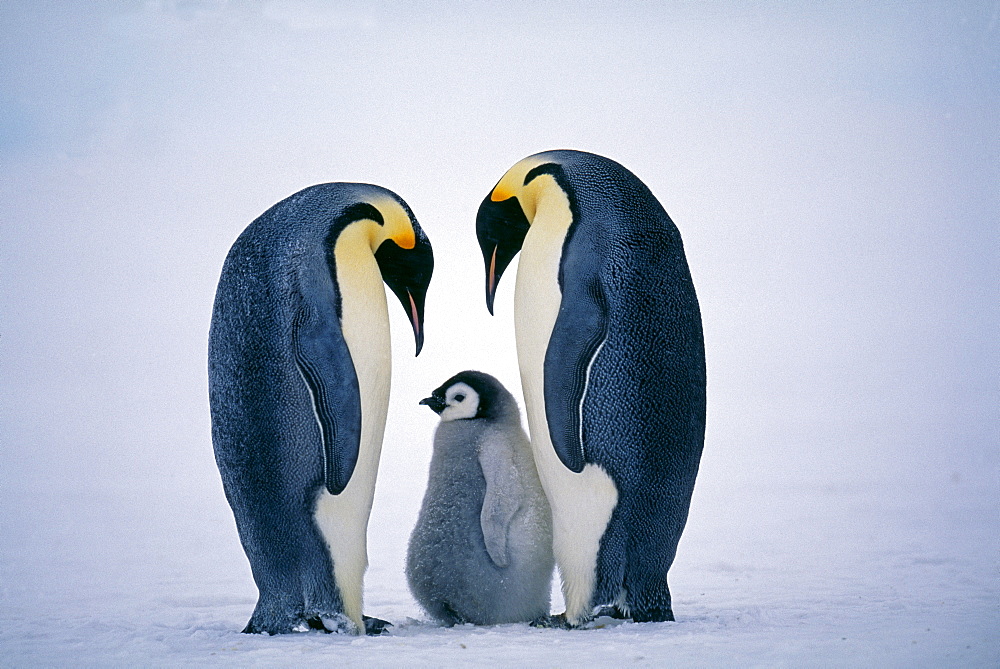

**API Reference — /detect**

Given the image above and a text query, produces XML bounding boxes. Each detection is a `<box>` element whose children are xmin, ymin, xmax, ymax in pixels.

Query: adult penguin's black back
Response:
<box><xmin>209</xmin><ymin>183</ymin><xmax>433</xmax><ymax>634</ymax></box>
<box><xmin>477</xmin><ymin>150</ymin><xmax>705</xmax><ymax>626</ymax></box>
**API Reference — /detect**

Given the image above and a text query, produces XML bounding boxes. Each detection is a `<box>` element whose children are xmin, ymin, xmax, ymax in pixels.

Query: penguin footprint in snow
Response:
<box><xmin>406</xmin><ymin>371</ymin><xmax>554</xmax><ymax>626</ymax></box>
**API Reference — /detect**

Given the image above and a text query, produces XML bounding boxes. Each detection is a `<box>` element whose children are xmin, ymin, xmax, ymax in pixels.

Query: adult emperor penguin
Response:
<box><xmin>476</xmin><ymin>150</ymin><xmax>706</xmax><ymax>626</ymax></box>
<box><xmin>208</xmin><ymin>183</ymin><xmax>433</xmax><ymax>635</ymax></box>
<box><xmin>406</xmin><ymin>371</ymin><xmax>553</xmax><ymax>625</ymax></box>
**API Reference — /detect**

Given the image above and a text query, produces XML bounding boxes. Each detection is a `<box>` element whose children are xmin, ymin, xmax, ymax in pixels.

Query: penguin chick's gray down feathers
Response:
<box><xmin>407</xmin><ymin>371</ymin><xmax>554</xmax><ymax>625</ymax></box>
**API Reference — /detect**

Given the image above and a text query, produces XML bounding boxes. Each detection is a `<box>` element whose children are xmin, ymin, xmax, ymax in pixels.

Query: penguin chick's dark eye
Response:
<box><xmin>454</xmin><ymin>394</ymin><xmax>466</xmax><ymax>402</ymax></box>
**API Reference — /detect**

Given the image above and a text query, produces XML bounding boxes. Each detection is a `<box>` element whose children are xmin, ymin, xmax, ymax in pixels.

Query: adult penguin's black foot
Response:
<box><xmin>530</xmin><ymin>613</ymin><xmax>575</xmax><ymax>629</ymax></box>
<box><xmin>592</xmin><ymin>605</ymin><xmax>629</xmax><ymax>620</ymax></box>
<box><xmin>363</xmin><ymin>615</ymin><xmax>393</xmax><ymax>636</ymax></box>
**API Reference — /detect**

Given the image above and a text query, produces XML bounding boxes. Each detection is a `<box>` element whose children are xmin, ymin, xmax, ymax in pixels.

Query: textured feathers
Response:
<box><xmin>407</xmin><ymin>371</ymin><xmax>554</xmax><ymax>626</ymax></box>
<box><xmin>477</xmin><ymin>151</ymin><xmax>706</xmax><ymax>625</ymax></box>
<box><xmin>209</xmin><ymin>183</ymin><xmax>432</xmax><ymax>634</ymax></box>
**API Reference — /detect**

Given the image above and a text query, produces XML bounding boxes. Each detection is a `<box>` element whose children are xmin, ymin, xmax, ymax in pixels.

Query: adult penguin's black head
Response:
<box><xmin>375</xmin><ymin>226</ymin><xmax>433</xmax><ymax>356</ymax></box>
<box><xmin>476</xmin><ymin>193</ymin><xmax>530</xmax><ymax>315</ymax></box>
<box><xmin>341</xmin><ymin>192</ymin><xmax>433</xmax><ymax>356</ymax></box>
<box><xmin>476</xmin><ymin>155</ymin><xmax>570</xmax><ymax>314</ymax></box>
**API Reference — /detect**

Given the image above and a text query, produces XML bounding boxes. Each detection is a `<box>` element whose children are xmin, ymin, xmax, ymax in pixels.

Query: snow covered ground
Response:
<box><xmin>1</xmin><ymin>445</ymin><xmax>996</xmax><ymax>666</ymax></box>
<box><xmin>1</xmin><ymin>1</ymin><xmax>997</xmax><ymax>666</ymax></box>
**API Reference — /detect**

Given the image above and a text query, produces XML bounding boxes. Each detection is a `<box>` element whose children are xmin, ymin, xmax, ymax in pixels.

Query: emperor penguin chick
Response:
<box><xmin>407</xmin><ymin>371</ymin><xmax>554</xmax><ymax>626</ymax></box>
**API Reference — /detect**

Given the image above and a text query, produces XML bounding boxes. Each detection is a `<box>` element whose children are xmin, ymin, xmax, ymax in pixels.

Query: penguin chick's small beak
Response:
<box><xmin>419</xmin><ymin>396</ymin><xmax>446</xmax><ymax>414</ymax></box>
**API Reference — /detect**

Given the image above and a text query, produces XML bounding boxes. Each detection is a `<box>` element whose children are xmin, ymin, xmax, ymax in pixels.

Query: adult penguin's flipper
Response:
<box><xmin>543</xmin><ymin>276</ymin><xmax>607</xmax><ymax>473</ymax></box>
<box><xmin>293</xmin><ymin>303</ymin><xmax>362</xmax><ymax>495</ymax></box>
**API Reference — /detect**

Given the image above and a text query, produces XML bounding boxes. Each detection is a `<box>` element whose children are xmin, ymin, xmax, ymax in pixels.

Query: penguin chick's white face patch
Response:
<box><xmin>439</xmin><ymin>382</ymin><xmax>480</xmax><ymax>422</ymax></box>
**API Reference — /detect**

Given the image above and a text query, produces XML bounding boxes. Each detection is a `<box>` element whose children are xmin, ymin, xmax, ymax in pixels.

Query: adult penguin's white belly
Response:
<box><xmin>513</xmin><ymin>189</ymin><xmax>618</xmax><ymax>624</ymax></box>
<box><xmin>313</xmin><ymin>222</ymin><xmax>391</xmax><ymax>633</ymax></box>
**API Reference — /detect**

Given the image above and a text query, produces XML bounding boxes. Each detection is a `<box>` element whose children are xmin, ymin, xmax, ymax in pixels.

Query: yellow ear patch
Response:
<box><xmin>367</xmin><ymin>195</ymin><xmax>416</xmax><ymax>250</ymax></box>
<box><xmin>488</xmin><ymin>155</ymin><xmax>567</xmax><ymax>224</ymax></box>
<box><xmin>490</xmin><ymin>155</ymin><xmax>549</xmax><ymax>202</ymax></box>
<box><xmin>490</xmin><ymin>181</ymin><xmax>515</xmax><ymax>202</ymax></box>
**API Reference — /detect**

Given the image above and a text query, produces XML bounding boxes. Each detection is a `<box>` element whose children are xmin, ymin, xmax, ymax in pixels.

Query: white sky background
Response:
<box><xmin>0</xmin><ymin>0</ymin><xmax>997</xmax><ymax>640</ymax></box>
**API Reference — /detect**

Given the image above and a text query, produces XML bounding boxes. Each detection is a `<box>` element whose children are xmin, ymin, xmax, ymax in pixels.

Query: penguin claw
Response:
<box><xmin>529</xmin><ymin>613</ymin><xmax>573</xmax><ymax>629</ymax></box>
<box><xmin>592</xmin><ymin>605</ymin><xmax>628</xmax><ymax>620</ymax></box>
<box><xmin>530</xmin><ymin>610</ymin><xmax>630</xmax><ymax>630</ymax></box>
<box><xmin>309</xmin><ymin>614</ymin><xmax>371</xmax><ymax>635</ymax></box>
<box><xmin>305</xmin><ymin>616</ymin><xmax>329</xmax><ymax>632</ymax></box>
<box><xmin>363</xmin><ymin>615</ymin><xmax>393</xmax><ymax>636</ymax></box>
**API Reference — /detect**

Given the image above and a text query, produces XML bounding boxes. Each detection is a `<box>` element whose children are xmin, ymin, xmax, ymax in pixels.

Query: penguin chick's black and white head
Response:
<box><xmin>419</xmin><ymin>370</ymin><xmax>517</xmax><ymax>423</ymax></box>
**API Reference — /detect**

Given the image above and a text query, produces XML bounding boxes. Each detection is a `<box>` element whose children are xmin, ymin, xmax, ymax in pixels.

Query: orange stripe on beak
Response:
<box><xmin>489</xmin><ymin>246</ymin><xmax>497</xmax><ymax>295</ymax></box>
<box><xmin>408</xmin><ymin>290</ymin><xmax>420</xmax><ymax>338</ymax></box>
<box><xmin>408</xmin><ymin>289</ymin><xmax>424</xmax><ymax>355</ymax></box>
<box><xmin>486</xmin><ymin>246</ymin><xmax>498</xmax><ymax>315</ymax></box>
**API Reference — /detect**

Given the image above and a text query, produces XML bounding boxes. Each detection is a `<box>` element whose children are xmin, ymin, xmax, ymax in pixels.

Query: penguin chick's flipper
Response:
<box><xmin>292</xmin><ymin>303</ymin><xmax>362</xmax><ymax>495</ymax></box>
<box><xmin>478</xmin><ymin>434</ymin><xmax>523</xmax><ymax>568</ymax></box>
<box><xmin>543</xmin><ymin>275</ymin><xmax>608</xmax><ymax>473</ymax></box>
<box><xmin>363</xmin><ymin>616</ymin><xmax>393</xmax><ymax>636</ymax></box>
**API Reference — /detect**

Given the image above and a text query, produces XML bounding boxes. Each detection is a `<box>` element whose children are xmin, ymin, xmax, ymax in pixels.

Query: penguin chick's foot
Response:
<box><xmin>363</xmin><ymin>616</ymin><xmax>393</xmax><ymax>636</ymax></box>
